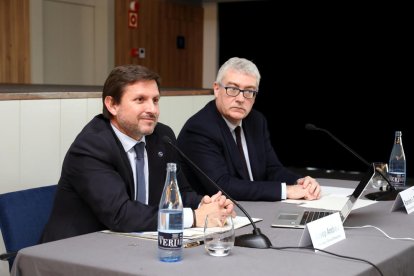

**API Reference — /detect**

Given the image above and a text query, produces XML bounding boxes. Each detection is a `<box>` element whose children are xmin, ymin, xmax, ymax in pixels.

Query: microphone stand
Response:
<box><xmin>163</xmin><ymin>136</ymin><xmax>272</xmax><ymax>249</ymax></box>
<box><xmin>305</xmin><ymin>124</ymin><xmax>399</xmax><ymax>201</ymax></box>
<box><xmin>364</xmin><ymin>168</ymin><xmax>400</xmax><ymax>201</ymax></box>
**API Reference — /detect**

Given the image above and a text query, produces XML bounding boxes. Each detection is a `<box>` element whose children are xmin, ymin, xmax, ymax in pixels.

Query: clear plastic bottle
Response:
<box><xmin>388</xmin><ymin>131</ymin><xmax>406</xmax><ymax>189</ymax></box>
<box><xmin>157</xmin><ymin>163</ymin><xmax>183</xmax><ymax>262</ymax></box>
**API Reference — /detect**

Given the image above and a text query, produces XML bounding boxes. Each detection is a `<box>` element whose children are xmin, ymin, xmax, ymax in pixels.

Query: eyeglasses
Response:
<box><xmin>219</xmin><ymin>84</ymin><xmax>258</xmax><ymax>99</ymax></box>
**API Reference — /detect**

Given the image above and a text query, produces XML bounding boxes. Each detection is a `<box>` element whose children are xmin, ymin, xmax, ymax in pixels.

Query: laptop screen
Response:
<box><xmin>339</xmin><ymin>165</ymin><xmax>375</xmax><ymax>220</ymax></box>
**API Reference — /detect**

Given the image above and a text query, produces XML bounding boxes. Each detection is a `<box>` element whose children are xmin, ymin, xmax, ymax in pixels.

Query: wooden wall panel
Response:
<box><xmin>115</xmin><ymin>0</ymin><xmax>203</xmax><ymax>88</ymax></box>
<box><xmin>0</xmin><ymin>0</ymin><xmax>202</xmax><ymax>87</ymax></box>
<box><xmin>159</xmin><ymin>2</ymin><xmax>203</xmax><ymax>87</ymax></box>
<box><xmin>0</xmin><ymin>0</ymin><xmax>31</xmax><ymax>83</ymax></box>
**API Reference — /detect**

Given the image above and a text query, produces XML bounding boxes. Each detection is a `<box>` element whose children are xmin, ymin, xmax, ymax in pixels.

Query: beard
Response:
<box><xmin>116</xmin><ymin>114</ymin><xmax>158</xmax><ymax>140</ymax></box>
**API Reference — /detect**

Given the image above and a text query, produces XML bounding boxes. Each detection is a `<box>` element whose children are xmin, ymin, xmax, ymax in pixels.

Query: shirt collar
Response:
<box><xmin>110</xmin><ymin>123</ymin><xmax>146</xmax><ymax>152</ymax></box>
<box><xmin>222</xmin><ymin>116</ymin><xmax>242</xmax><ymax>132</ymax></box>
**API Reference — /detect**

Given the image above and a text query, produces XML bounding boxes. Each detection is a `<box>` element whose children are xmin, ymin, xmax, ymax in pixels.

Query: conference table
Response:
<box><xmin>11</xmin><ymin>179</ymin><xmax>414</xmax><ymax>276</ymax></box>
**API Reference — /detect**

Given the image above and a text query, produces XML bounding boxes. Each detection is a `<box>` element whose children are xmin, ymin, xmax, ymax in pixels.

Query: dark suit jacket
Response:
<box><xmin>40</xmin><ymin>114</ymin><xmax>201</xmax><ymax>243</ymax></box>
<box><xmin>177</xmin><ymin>100</ymin><xmax>300</xmax><ymax>201</ymax></box>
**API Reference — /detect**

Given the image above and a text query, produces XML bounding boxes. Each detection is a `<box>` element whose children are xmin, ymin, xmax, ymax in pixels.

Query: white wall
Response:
<box><xmin>0</xmin><ymin>94</ymin><xmax>212</xmax><ymax>194</ymax></box>
<box><xmin>30</xmin><ymin>0</ymin><xmax>114</xmax><ymax>85</ymax></box>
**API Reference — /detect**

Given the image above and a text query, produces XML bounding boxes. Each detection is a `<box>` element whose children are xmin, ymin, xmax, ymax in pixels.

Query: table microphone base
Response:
<box><xmin>234</xmin><ymin>228</ymin><xmax>272</xmax><ymax>249</ymax></box>
<box><xmin>365</xmin><ymin>190</ymin><xmax>399</xmax><ymax>201</ymax></box>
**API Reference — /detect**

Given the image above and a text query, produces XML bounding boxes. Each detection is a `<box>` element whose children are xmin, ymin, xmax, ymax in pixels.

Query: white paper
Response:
<box><xmin>320</xmin><ymin>186</ymin><xmax>354</xmax><ymax>197</ymax></box>
<box><xmin>300</xmin><ymin>196</ymin><xmax>376</xmax><ymax>211</ymax></box>
<box><xmin>101</xmin><ymin>216</ymin><xmax>262</xmax><ymax>244</ymax></box>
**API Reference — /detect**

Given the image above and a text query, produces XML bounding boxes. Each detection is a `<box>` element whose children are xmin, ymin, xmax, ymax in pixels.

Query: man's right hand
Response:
<box><xmin>286</xmin><ymin>176</ymin><xmax>321</xmax><ymax>200</ymax></box>
<box><xmin>195</xmin><ymin>191</ymin><xmax>236</xmax><ymax>227</ymax></box>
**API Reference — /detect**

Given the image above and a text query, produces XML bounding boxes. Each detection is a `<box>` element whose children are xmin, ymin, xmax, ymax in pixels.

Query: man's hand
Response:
<box><xmin>195</xmin><ymin>191</ymin><xmax>236</xmax><ymax>227</ymax></box>
<box><xmin>287</xmin><ymin>176</ymin><xmax>321</xmax><ymax>200</ymax></box>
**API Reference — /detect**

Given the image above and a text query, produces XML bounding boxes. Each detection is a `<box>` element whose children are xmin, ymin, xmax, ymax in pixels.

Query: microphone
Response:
<box><xmin>162</xmin><ymin>136</ymin><xmax>272</xmax><ymax>249</ymax></box>
<box><xmin>305</xmin><ymin>123</ymin><xmax>399</xmax><ymax>201</ymax></box>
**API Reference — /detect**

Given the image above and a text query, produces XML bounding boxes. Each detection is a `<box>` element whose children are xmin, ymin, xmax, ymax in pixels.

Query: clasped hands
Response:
<box><xmin>287</xmin><ymin>176</ymin><xmax>321</xmax><ymax>200</ymax></box>
<box><xmin>194</xmin><ymin>191</ymin><xmax>236</xmax><ymax>228</ymax></box>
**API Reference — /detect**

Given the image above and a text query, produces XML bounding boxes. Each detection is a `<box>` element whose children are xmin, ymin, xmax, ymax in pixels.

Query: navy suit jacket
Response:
<box><xmin>41</xmin><ymin>114</ymin><xmax>201</xmax><ymax>243</ymax></box>
<box><xmin>177</xmin><ymin>100</ymin><xmax>299</xmax><ymax>201</ymax></box>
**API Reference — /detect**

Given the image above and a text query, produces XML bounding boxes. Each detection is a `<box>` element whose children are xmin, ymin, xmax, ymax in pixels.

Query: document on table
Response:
<box><xmin>299</xmin><ymin>196</ymin><xmax>376</xmax><ymax>211</ymax></box>
<box><xmin>101</xmin><ymin>216</ymin><xmax>262</xmax><ymax>245</ymax></box>
<box><xmin>283</xmin><ymin>186</ymin><xmax>377</xmax><ymax>211</ymax></box>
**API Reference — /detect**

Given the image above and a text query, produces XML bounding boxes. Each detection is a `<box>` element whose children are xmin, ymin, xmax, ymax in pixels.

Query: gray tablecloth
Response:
<box><xmin>11</xmin><ymin>179</ymin><xmax>414</xmax><ymax>276</ymax></box>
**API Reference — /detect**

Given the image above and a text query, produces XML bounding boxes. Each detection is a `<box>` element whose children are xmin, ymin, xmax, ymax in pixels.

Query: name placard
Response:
<box><xmin>299</xmin><ymin>212</ymin><xmax>346</xmax><ymax>250</ymax></box>
<box><xmin>391</xmin><ymin>186</ymin><xmax>414</xmax><ymax>214</ymax></box>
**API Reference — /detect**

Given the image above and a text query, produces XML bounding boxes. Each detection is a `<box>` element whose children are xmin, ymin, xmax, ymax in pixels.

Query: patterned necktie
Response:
<box><xmin>235</xmin><ymin>126</ymin><xmax>249</xmax><ymax>178</ymax></box>
<box><xmin>134</xmin><ymin>142</ymin><xmax>146</xmax><ymax>203</ymax></box>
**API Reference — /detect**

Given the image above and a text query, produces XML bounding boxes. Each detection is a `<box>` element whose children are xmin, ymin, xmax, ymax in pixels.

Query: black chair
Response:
<box><xmin>0</xmin><ymin>184</ymin><xmax>57</xmax><ymax>271</ymax></box>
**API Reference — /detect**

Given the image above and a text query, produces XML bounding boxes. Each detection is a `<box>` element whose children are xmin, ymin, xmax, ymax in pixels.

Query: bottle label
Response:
<box><xmin>158</xmin><ymin>231</ymin><xmax>183</xmax><ymax>249</ymax></box>
<box><xmin>388</xmin><ymin>172</ymin><xmax>406</xmax><ymax>186</ymax></box>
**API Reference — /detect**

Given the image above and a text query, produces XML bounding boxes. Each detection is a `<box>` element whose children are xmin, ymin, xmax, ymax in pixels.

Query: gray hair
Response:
<box><xmin>215</xmin><ymin>57</ymin><xmax>261</xmax><ymax>89</ymax></box>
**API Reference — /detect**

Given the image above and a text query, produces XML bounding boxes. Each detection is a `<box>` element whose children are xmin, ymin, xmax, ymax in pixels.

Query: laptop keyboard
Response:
<box><xmin>300</xmin><ymin>210</ymin><xmax>334</xmax><ymax>225</ymax></box>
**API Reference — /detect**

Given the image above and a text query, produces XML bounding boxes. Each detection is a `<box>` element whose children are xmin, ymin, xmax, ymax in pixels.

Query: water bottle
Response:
<box><xmin>388</xmin><ymin>131</ymin><xmax>406</xmax><ymax>189</ymax></box>
<box><xmin>158</xmin><ymin>163</ymin><xmax>183</xmax><ymax>262</ymax></box>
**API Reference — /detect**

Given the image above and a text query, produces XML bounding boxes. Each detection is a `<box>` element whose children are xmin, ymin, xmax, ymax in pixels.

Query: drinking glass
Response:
<box><xmin>203</xmin><ymin>212</ymin><xmax>235</xmax><ymax>257</ymax></box>
<box><xmin>370</xmin><ymin>162</ymin><xmax>389</xmax><ymax>189</ymax></box>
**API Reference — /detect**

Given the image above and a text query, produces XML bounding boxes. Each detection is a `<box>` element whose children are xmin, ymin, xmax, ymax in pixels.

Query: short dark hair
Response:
<box><xmin>102</xmin><ymin>64</ymin><xmax>161</xmax><ymax>119</ymax></box>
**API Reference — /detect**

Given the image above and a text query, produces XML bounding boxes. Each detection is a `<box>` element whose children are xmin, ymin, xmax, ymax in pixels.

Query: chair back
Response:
<box><xmin>0</xmin><ymin>184</ymin><xmax>57</xmax><ymax>271</ymax></box>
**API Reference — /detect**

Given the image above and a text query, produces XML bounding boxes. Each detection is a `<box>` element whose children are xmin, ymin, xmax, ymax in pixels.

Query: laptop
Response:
<box><xmin>271</xmin><ymin>165</ymin><xmax>375</xmax><ymax>228</ymax></box>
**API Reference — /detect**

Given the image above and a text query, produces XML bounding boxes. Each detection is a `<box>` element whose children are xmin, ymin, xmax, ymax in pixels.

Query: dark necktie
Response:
<box><xmin>235</xmin><ymin>126</ymin><xmax>249</xmax><ymax>178</ymax></box>
<box><xmin>134</xmin><ymin>142</ymin><xmax>146</xmax><ymax>203</ymax></box>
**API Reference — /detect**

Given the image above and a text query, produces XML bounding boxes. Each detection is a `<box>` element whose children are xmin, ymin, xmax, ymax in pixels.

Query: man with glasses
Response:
<box><xmin>177</xmin><ymin>57</ymin><xmax>321</xmax><ymax>201</ymax></box>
